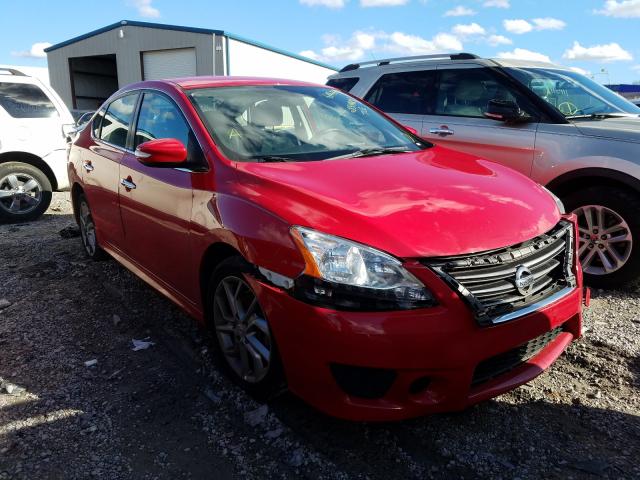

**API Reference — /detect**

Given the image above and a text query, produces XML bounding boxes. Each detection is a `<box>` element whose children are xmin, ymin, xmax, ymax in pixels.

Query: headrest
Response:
<box><xmin>252</xmin><ymin>101</ymin><xmax>283</xmax><ymax>127</ymax></box>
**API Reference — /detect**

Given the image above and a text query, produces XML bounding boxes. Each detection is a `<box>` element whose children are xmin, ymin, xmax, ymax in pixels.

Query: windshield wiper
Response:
<box><xmin>336</xmin><ymin>146</ymin><xmax>413</xmax><ymax>160</ymax></box>
<box><xmin>566</xmin><ymin>112</ymin><xmax>636</xmax><ymax>120</ymax></box>
<box><xmin>250</xmin><ymin>155</ymin><xmax>293</xmax><ymax>163</ymax></box>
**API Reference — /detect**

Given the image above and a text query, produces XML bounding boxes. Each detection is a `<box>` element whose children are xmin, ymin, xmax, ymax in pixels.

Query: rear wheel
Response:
<box><xmin>207</xmin><ymin>257</ymin><xmax>285</xmax><ymax>399</ymax></box>
<box><xmin>0</xmin><ymin>162</ymin><xmax>52</xmax><ymax>223</ymax></box>
<box><xmin>77</xmin><ymin>193</ymin><xmax>106</xmax><ymax>260</ymax></box>
<box><xmin>563</xmin><ymin>186</ymin><xmax>640</xmax><ymax>288</ymax></box>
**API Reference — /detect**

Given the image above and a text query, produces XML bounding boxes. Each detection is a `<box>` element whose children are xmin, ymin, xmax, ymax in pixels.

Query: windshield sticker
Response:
<box><xmin>228</xmin><ymin>128</ymin><xmax>241</xmax><ymax>140</ymax></box>
<box><xmin>347</xmin><ymin>98</ymin><xmax>358</xmax><ymax>113</ymax></box>
<box><xmin>322</xmin><ymin>89</ymin><xmax>338</xmax><ymax>99</ymax></box>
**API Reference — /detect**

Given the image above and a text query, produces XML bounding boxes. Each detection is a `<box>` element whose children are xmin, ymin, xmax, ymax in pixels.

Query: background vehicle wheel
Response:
<box><xmin>0</xmin><ymin>162</ymin><xmax>52</xmax><ymax>223</ymax></box>
<box><xmin>77</xmin><ymin>193</ymin><xmax>106</xmax><ymax>260</ymax></box>
<box><xmin>562</xmin><ymin>186</ymin><xmax>640</xmax><ymax>289</ymax></box>
<box><xmin>206</xmin><ymin>257</ymin><xmax>285</xmax><ymax>400</ymax></box>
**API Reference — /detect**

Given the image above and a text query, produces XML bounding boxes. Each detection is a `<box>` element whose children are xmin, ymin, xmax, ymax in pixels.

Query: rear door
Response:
<box><xmin>422</xmin><ymin>65</ymin><xmax>539</xmax><ymax>177</ymax></box>
<box><xmin>362</xmin><ymin>68</ymin><xmax>437</xmax><ymax>133</ymax></box>
<box><xmin>118</xmin><ymin>91</ymin><xmax>204</xmax><ymax>296</ymax></box>
<box><xmin>83</xmin><ymin>92</ymin><xmax>139</xmax><ymax>250</ymax></box>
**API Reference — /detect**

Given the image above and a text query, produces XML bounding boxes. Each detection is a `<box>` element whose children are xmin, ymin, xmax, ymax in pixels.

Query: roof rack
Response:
<box><xmin>0</xmin><ymin>68</ymin><xmax>26</xmax><ymax>76</ymax></box>
<box><xmin>339</xmin><ymin>52</ymin><xmax>480</xmax><ymax>73</ymax></box>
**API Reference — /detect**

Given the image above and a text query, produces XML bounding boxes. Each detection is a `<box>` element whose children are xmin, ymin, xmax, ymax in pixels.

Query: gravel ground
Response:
<box><xmin>0</xmin><ymin>192</ymin><xmax>639</xmax><ymax>479</ymax></box>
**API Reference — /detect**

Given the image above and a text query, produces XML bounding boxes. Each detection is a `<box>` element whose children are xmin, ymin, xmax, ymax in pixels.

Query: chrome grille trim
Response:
<box><xmin>425</xmin><ymin>221</ymin><xmax>577</xmax><ymax>326</ymax></box>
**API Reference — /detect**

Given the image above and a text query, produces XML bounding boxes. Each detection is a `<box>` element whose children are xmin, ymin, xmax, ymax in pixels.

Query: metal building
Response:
<box><xmin>45</xmin><ymin>20</ymin><xmax>337</xmax><ymax>110</ymax></box>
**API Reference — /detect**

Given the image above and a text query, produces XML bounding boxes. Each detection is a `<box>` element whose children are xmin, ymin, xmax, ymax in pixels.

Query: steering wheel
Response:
<box><xmin>557</xmin><ymin>101</ymin><xmax>579</xmax><ymax>116</ymax></box>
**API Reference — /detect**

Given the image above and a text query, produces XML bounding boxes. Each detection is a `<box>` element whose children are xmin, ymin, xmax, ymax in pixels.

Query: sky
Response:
<box><xmin>2</xmin><ymin>0</ymin><xmax>640</xmax><ymax>84</ymax></box>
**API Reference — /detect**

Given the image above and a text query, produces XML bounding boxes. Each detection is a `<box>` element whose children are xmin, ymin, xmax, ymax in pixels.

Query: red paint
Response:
<box><xmin>136</xmin><ymin>138</ymin><xmax>187</xmax><ymax>165</ymax></box>
<box><xmin>69</xmin><ymin>77</ymin><xmax>583</xmax><ymax>421</ymax></box>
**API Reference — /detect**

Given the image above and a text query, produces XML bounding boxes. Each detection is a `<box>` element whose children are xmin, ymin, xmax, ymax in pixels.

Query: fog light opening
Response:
<box><xmin>409</xmin><ymin>376</ymin><xmax>431</xmax><ymax>395</ymax></box>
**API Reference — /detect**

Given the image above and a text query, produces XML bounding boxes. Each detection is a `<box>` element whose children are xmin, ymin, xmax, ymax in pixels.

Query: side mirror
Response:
<box><xmin>484</xmin><ymin>99</ymin><xmax>530</xmax><ymax>123</ymax></box>
<box><xmin>76</xmin><ymin>111</ymin><xmax>95</xmax><ymax>127</ymax></box>
<box><xmin>135</xmin><ymin>138</ymin><xmax>187</xmax><ymax>167</ymax></box>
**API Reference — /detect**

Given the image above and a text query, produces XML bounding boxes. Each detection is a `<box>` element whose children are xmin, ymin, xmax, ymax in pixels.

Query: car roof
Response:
<box><xmin>127</xmin><ymin>76</ymin><xmax>326</xmax><ymax>91</ymax></box>
<box><xmin>329</xmin><ymin>53</ymin><xmax>570</xmax><ymax>78</ymax></box>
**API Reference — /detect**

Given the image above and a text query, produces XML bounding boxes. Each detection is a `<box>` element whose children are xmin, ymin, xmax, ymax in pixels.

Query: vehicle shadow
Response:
<box><xmin>267</xmin><ymin>388</ymin><xmax>639</xmax><ymax>478</ymax></box>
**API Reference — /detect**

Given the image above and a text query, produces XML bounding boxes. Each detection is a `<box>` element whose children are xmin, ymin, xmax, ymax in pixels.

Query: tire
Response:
<box><xmin>77</xmin><ymin>193</ymin><xmax>107</xmax><ymax>260</ymax></box>
<box><xmin>206</xmin><ymin>257</ymin><xmax>285</xmax><ymax>400</ymax></box>
<box><xmin>0</xmin><ymin>162</ymin><xmax>52</xmax><ymax>223</ymax></box>
<box><xmin>562</xmin><ymin>186</ymin><xmax>640</xmax><ymax>289</ymax></box>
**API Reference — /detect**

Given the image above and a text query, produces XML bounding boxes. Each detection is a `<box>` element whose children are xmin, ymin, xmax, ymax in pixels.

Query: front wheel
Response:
<box><xmin>206</xmin><ymin>257</ymin><xmax>285</xmax><ymax>400</ymax></box>
<box><xmin>563</xmin><ymin>186</ymin><xmax>640</xmax><ymax>289</ymax></box>
<box><xmin>0</xmin><ymin>162</ymin><xmax>52</xmax><ymax>223</ymax></box>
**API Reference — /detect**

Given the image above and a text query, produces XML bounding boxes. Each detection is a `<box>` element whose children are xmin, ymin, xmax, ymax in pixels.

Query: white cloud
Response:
<box><xmin>497</xmin><ymin>48</ymin><xmax>552</xmax><ymax>63</ymax></box>
<box><xmin>128</xmin><ymin>0</ymin><xmax>160</xmax><ymax>18</ymax></box>
<box><xmin>503</xmin><ymin>19</ymin><xmax>533</xmax><ymax>34</ymax></box>
<box><xmin>385</xmin><ymin>31</ymin><xmax>463</xmax><ymax>54</ymax></box>
<box><xmin>360</xmin><ymin>0</ymin><xmax>408</xmax><ymax>6</ymax></box>
<box><xmin>595</xmin><ymin>0</ymin><xmax>640</xmax><ymax>17</ymax></box>
<box><xmin>11</xmin><ymin>42</ymin><xmax>52</xmax><ymax>59</ymax></box>
<box><xmin>563</xmin><ymin>41</ymin><xmax>633</xmax><ymax>62</ymax></box>
<box><xmin>452</xmin><ymin>22</ymin><xmax>486</xmax><ymax>37</ymax></box>
<box><xmin>532</xmin><ymin>17</ymin><xmax>567</xmax><ymax>30</ymax></box>
<box><xmin>300</xmin><ymin>0</ymin><xmax>346</xmax><ymax>7</ymax></box>
<box><xmin>632</xmin><ymin>65</ymin><xmax>640</xmax><ymax>71</ymax></box>
<box><xmin>487</xmin><ymin>34</ymin><xmax>512</xmax><ymax>46</ymax></box>
<box><xmin>444</xmin><ymin>5</ymin><xmax>476</xmax><ymax>16</ymax></box>
<box><xmin>301</xmin><ymin>30</ymin><xmax>463</xmax><ymax>62</ymax></box>
<box><xmin>504</xmin><ymin>17</ymin><xmax>566</xmax><ymax>34</ymax></box>
<box><xmin>483</xmin><ymin>0</ymin><xmax>510</xmax><ymax>8</ymax></box>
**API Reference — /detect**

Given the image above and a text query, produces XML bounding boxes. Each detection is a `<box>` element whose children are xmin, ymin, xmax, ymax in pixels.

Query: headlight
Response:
<box><xmin>542</xmin><ymin>186</ymin><xmax>565</xmax><ymax>214</ymax></box>
<box><xmin>290</xmin><ymin>226</ymin><xmax>436</xmax><ymax>310</ymax></box>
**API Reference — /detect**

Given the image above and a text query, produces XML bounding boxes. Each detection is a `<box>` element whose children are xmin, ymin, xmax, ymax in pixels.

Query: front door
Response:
<box><xmin>422</xmin><ymin>65</ymin><xmax>539</xmax><ymax>178</ymax></box>
<box><xmin>118</xmin><ymin>91</ymin><xmax>201</xmax><ymax>297</ymax></box>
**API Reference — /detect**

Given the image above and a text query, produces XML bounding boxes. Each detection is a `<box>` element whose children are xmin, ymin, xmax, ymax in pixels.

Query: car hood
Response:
<box><xmin>234</xmin><ymin>146</ymin><xmax>560</xmax><ymax>258</ymax></box>
<box><xmin>572</xmin><ymin>115</ymin><xmax>640</xmax><ymax>143</ymax></box>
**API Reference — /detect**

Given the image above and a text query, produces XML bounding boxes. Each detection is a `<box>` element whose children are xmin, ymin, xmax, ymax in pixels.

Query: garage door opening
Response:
<box><xmin>69</xmin><ymin>54</ymin><xmax>118</xmax><ymax>111</ymax></box>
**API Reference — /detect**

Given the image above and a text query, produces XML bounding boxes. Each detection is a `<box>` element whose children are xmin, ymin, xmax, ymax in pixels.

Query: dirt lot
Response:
<box><xmin>1</xmin><ymin>192</ymin><xmax>639</xmax><ymax>479</ymax></box>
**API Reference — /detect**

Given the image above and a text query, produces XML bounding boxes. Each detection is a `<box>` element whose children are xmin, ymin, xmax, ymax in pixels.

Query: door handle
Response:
<box><xmin>82</xmin><ymin>161</ymin><xmax>94</xmax><ymax>172</ymax></box>
<box><xmin>429</xmin><ymin>127</ymin><xmax>455</xmax><ymax>136</ymax></box>
<box><xmin>120</xmin><ymin>178</ymin><xmax>136</xmax><ymax>190</ymax></box>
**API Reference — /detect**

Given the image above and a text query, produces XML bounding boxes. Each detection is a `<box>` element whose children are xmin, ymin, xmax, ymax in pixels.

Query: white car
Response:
<box><xmin>0</xmin><ymin>68</ymin><xmax>74</xmax><ymax>222</ymax></box>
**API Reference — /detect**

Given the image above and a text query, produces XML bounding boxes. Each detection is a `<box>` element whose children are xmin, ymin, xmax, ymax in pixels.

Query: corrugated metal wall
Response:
<box><xmin>47</xmin><ymin>25</ymin><xmax>215</xmax><ymax>108</ymax></box>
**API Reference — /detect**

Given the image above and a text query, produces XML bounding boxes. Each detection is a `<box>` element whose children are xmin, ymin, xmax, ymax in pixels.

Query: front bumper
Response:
<box><xmin>248</xmin><ymin>263</ymin><xmax>582</xmax><ymax>421</ymax></box>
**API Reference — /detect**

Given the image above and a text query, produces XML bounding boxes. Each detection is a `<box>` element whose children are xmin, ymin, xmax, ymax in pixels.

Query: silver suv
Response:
<box><xmin>328</xmin><ymin>53</ymin><xmax>640</xmax><ymax>288</ymax></box>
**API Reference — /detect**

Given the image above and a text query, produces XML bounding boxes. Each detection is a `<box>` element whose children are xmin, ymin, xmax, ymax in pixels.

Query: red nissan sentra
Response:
<box><xmin>68</xmin><ymin>77</ymin><xmax>583</xmax><ymax>421</ymax></box>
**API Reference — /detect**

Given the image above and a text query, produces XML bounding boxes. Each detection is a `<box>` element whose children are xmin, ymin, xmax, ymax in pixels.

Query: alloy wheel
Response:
<box><xmin>0</xmin><ymin>173</ymin><xmax>43</xmax><ymax>215</ymax></box>
<box><xmin>213</xmin><ymin>276</ymin><xmax>272</xmax><ymax>383</ymax></box>
<box><xmin>79</xmin><ymin>200</ymin><xmax>97</xmax><ymax>256</ymax></box>
<box><xmin>573</xmin><ymin>204</ymin><xmax>633</xmax><ymax>276</ymax></box>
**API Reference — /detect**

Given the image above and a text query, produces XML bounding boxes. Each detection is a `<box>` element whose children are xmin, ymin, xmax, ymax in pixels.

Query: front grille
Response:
<box><xmin>472</xmin><ymin>326</ymin><xmax>563</xmax><ymax>386</ymax></box>
<box><xmin>426</xmin><ymin>221</ymin><xmax>576</xmax><ymax>326</ymax></box>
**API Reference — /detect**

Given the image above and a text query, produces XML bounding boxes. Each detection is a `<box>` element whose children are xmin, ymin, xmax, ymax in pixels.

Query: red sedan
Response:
<box><xmin>68</xmin><ymin>77</ymin><xmax>583</xmax><ymax>421</ymax></box>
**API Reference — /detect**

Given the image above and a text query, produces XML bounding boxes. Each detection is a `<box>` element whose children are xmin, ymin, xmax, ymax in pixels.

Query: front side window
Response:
<box><xmin>364</xmin><ymin>70</ymin><xmax>436</xmax><ymax>115</ymax></box>
<box><xmin>134</xmin><ymin>92</ymin><xmax>190</xmax><ymax>148</ymax></box>
<box><xmin>435</xmin><ymin>68</ymin><xmax>533</xmax><ymax>119</ymax></box>
<box><xmin>99</xmin><ymin>94</ymin><xmax>138</xmax><ymax>148</ymax></box>
<box><xmin>188</xmin><ymin>85</ymin><xmax>429</xmax><ymax>162</ymax></box>
<box><xmin>0</xmin><ymin>82</ymin><xmax>58</xmax><ymax>118</ymax></box>
<box><xmin>506</xmin><ymin>67</ymin><xmax>640</xmax><ymax>117</ymax></box>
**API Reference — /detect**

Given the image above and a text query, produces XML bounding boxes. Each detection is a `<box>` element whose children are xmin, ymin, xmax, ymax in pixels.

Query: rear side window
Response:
<box><xmin>364</xmin><ymin>70</ymin><xmax>437</xmax><ymax>115</ymax></box>
<box><xmin>326</xmin><ymin>77</ymin><xmax>359</xmax><ymax>93</ymax></box>
<box><xmin>0</xmin><ymin>82</ymin><xmax>58</xmax><ymax>118</ymax></box>
<box><xmin>100</xmin><ymin>94</ymin><xmax>138</xmax><ymax>148</ymax></box>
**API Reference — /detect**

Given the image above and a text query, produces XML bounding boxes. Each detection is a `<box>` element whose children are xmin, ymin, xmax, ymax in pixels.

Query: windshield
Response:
<box><xmin>187</xmin><ymin>85</ymin><xmax>429</xmax><ymax>162</ymax></box>
<box><xmin>506</xmin><ymin>67</ymin><xmax>640</xmax><ymax>118</ymax></box>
